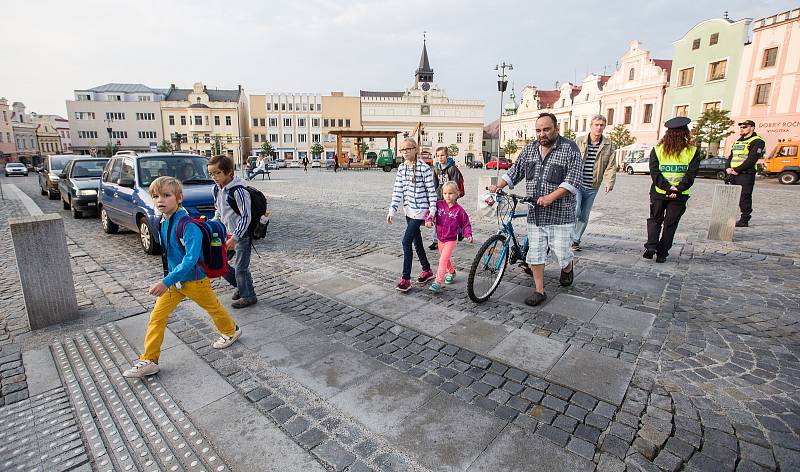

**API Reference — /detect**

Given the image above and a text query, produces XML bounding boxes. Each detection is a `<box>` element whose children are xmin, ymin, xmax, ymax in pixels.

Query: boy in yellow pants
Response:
<box><xmin>123</xmin><ymin>176</ymin><xmax>241</xmax><ymax>378</ymax></box>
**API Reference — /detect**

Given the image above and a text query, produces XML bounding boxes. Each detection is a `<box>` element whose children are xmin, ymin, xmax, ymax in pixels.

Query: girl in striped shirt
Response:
<box><xmin>386</xmin><ymin>138</ymin><xmax>438</xmax><ymax>292</ymax></box>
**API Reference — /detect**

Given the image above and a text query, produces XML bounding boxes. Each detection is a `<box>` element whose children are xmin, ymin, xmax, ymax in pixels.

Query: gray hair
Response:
<box><xmin>590</xmin><ymin>114</ymin><xmax>607</xmax><ymax>124</ymax></box>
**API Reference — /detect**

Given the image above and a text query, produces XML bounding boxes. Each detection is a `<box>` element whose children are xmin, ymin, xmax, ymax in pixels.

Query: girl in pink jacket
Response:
<box><xmin>431</xmin><ymin>182</ymin><xmax>473</xmax><ymax>293</ymax></box>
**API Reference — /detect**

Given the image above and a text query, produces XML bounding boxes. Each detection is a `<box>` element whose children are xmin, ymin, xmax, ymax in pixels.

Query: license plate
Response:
<box><xmin>87</xmin><ymin>202</ymin><xmax>96</xmax><ymax>206</ymax></box>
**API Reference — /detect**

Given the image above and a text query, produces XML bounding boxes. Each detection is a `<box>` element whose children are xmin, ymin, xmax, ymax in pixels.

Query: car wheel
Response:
<box><xmin>626</xmin><ymin>166</ymin><xmax>635</xmax><ymax>175</ymax></box>
<box><xmin>100</xmin><ymin>207</ymin><xmax>119</xmax><ymax>234</ymax></box>
<box><xmin>778</xmin><ymin>171</ymin><xmax>798</xmax><ymax>185</ymax></box>
<box><xmin>71</xmin><ymin>202</ymin><xmax>82</xmax><ymax>219</ymax></box>
<box><xmin>138</xmin><ymin>217</ymin><xmax>160</xmax><ymax>255</ymax></box>
<box><xmin>383</xmin><ymin>165</ymin><xmax>393</xmax><ymax>172</ymax></box>
<box><xmin>716</xmin><ymin>170</ymin><xmax>727</xmax><ymax>180</ymax></box>
<box><xmin>62</xmin><ymin>196</ymin><xmax>70</xmax><ymax>210</ymax></box>
<box><xmin>48</xmin><ymin>189</ymin><xmax>58</xmax><ymax>200</ymax></box>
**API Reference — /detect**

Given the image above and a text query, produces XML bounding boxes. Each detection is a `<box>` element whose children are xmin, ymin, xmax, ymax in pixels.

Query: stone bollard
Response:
<box><xmin>9</xmin><ymin>214</ymin><xmax>78</xmax><ymax>329</ymax></box>
<box><xmin>706</xmin><ymin>184</ymin><xmax>742</xmax><ymax>242</ymax></box>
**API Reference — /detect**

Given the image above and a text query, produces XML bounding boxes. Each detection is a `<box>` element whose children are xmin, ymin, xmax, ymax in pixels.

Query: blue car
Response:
<box><xmin>98</xmin><ymin>152</ymin><xmax>216</xmax><ymax>255</ymax></box>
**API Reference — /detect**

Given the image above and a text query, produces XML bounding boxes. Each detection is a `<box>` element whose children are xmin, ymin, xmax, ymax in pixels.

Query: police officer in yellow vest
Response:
<box><xmin>645</xmin><ymin>117</ymin><xmax>702</xmax><ymax>263</ymax></box>
<box><xmin>726</xmin><ymin>120</ymin><xmax>766</xmax><ymax>227</ymax></box>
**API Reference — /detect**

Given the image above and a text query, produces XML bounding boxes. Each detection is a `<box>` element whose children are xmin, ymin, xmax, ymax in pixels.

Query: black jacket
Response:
<box><xmin>649</xmin><ymin>147</ymin><xmax>702</xmax><ymax>201</ymax></box>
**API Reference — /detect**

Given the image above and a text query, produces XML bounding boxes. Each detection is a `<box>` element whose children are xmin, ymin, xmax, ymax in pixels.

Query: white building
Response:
<box><xmin>360</xmin><ymin>40</ymin><xmax>485</xmax><ymax>164</ymax></box>
<box><xmin>10</xmin><ymin>102</ymin><xmax>39</xmax><ymax>163</ymax></box>
<box><xmin>250</xmin><ymin>92</ymin><xmax>323</xmax><ymax>162</ymax></box>
<box><xmin>66</xmin><ymin>83</ymin><xmax>166</xmax><ymax>155</ymax></box>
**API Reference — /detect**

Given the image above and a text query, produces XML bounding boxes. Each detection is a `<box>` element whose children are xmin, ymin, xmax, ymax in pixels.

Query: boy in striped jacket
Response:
<box><xmin>386</xmin><ymin>138</ymin><xmax>438</xmax><ymax>292</ymax></box>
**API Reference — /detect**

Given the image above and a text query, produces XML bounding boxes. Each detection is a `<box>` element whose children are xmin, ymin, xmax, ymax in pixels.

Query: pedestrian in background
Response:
<box><xmin>571</xmin><ymin>114</ymin><xmax>618</xmax><ymax>251</ymax></box>
<box><xmin>726</xmin><ymin>119</ymin><xmax>765</xmax><ymax>227</ymax></box>
<box><xmin>430</xmin><ymin>182</ymin><xmax>472</xmax><ymax>294</ymax></box>
<box><xmin>302</xmin><ymin>154</ymin><xmax>309</xmax><ymax>172</ymax></box>
<box><xmin>644</xmin><ymin>117</ymin><xmax>701</xmax><ymax>263</ymax></box>
<box><xmin>387</xmin><ymin>137</ymin><xmax>437</xmax><ymax>292</ymax></box>
<box><xmin>430</xmin><ymin>146</ymin><xmax>464</xmax><ymax>250</ymax></box>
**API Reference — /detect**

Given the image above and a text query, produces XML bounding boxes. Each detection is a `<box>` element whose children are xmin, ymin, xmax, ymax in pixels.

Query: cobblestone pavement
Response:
<box><xmin>0</xmin><ymin>169</ymin><xmax>798</xmax><ymax>471</ymax></box>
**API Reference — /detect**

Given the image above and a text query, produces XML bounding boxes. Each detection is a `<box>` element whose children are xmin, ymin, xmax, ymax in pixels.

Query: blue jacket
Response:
<box><xmin>161</xmin><ymin>208</ymin><xmax>206</xmax><ymax>288</ymax></box>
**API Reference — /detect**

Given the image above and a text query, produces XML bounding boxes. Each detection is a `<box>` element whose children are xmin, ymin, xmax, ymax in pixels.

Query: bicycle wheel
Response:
<box><xmin>467</xmin><ymin>234</ymin><xmax>510</xmax><ymax>303</ymax></box>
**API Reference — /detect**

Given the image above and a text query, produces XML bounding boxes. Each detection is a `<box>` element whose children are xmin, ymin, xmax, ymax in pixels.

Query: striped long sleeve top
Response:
<box><xmin>213</xmin><ymin>176</ymin><xmax>252</xmax><ymax>241</ymax></box>
<box><xmin>388</xmin><ymin>160</ymin><xmax>437</xmax><ymax>220</ymax></box>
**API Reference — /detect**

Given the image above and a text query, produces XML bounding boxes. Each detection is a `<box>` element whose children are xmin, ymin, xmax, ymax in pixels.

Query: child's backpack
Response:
<box><xmin>456</xmin><ymin>168</ymin><xmax>466</xmax><ymax>197</ymax></box>
<box><xmin>162</xmin><ymin>216</ymin><xmax>229</xmax><ymax>278</ymax></box>
<box><xmin>214</xmin><ymin>185</ymin><xmax>269</xmax><ymax>240</ymax></box>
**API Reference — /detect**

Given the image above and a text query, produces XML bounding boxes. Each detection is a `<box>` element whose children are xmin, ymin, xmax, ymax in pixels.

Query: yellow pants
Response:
<box><xmin>141</xmin><ymin>278</ymin><xmax>237</xmax><ymax>362</ymax></box>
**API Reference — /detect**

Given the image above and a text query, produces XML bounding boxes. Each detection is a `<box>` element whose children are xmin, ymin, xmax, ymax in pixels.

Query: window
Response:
<box><xmin>274</xmin><ymin>102</ymin><xmax>278</xmax><ymax>111</ymax></box>
<box><xmin>254</xmin><ymin>134</ymin><xmax>260</xmax><ymax>142</ymax></box>
<box><xmin>298</xmin><ymin>118</ymin><xmax>306</xmax><ymax>127</ymax></box>
<box><xmin>194</xmin><ymin>116</ymin><xmax>202</xmax><ymax>125</ymax></box>
<box><xmin>225</xmin><ymin>116</ymin><xmax>231</xmax><ymax>126</ymax></box>
<box><xmin>105</xmin><ymin>112</ymin><xmax>125</xmax><ymax>120</ymax></box>
<box><xmin>469</xmin><ymin>132</ymin><xmax>474</xmax><ymax>143</ymax></box>
<box><xmin>260</xmin><ymin>134</ymin><xmax>266</xmax><ymax>142</ymax></box>
<box><xmin>574</xmin><ymin>119</ymin><xmax>579</xmax><ymax>131</ymax></box>
<box><xmin>138</xmin><ymin>95</ymin><xmax>151</xmax><ymax>102</ymax></box>
<box><xmin>75</xmin><ymin>112</ymin><xmax>95</xmax><ymax>120</ymax></box>
<box><xmin>643</xmin><ymin>104</ymin><xmax>653</xmax><ymax>124</ymax></box>
<box><xmin>312</xmin><ymin>134</ymin><xmax>321</xmax><ymax>143</ymax></box>
<box><xmin>283</xmin><ymin>133</ymin><xmax>293</xmax><ymax>143</ymax></box>
<box><xmin>77</xmin><ymin>94</ymin><xmax>91</xmax><ymax>101</ymax></box>
<box><xmin>136</xmin><ymin>112</ymin><xmax>155</xmax><ymax>120</ymax></box>
<box><xmin>692</xmin><ymin>38</ymin><xmax>701</xmax><ymax>50</ymax></box>
<box><xmin>674</xmin><ymin>105</ymin><xmax>689</xmax><ymax>117</ymax></box>
<box><xmin>298</xmin><ymin>134</ymin><xmax>307</xmax><ymax>143</ymax></box>
<box><xmin>456</xmin><ymin>132</ymin><xmax>462</xmax><ymax>143</ymax></box>
<box><xmin>281</xmin><ymin>103</ymin><xmax>285</xmax><ymax>111</ymax></box>
<box><xmin>623</xmin><ymin>106</ymin><xmax>632</xmax><ymax>124</ymax></box>
<box><xmin>260</xmin><ymin>118</ymin><xmax>265</xmax><ymax>127</ymax></box>
<box><xmin>323</xmin><ymin>119</ymin><xmax>329</xmax><ymax>127</ymax></box>
<box><xmin>269</xmin><ymin>118</ymin><xmax>278</xmax><ymax>127</ymax></box>
<box><xmin>702</xmin><ymin>101</ymin><xmax>720</xmax><ymax>113</ymax></box>
<box><xmin>269</xmin><ymin>134</ymin><xmax>278</xmax><ymax>142</ymax></box>
<box><xmin>288</xmin><ymin>103</ymin><xmax>293</xmax><ymax>111</ymax></box>
<box><xmin>266</xmin><ymin>103</ymin><xmax>271</xmax><ymax>111</ymax></box>
<box><xmin>707</xmin><ymin>60</ymin><xmax>727</xmax><ymax>81</ymax></box>
<box><xmin>253</xmin><ymin>118</ymin><xmax>258</xmax><ymax>127</ymax></box>
<box><xmin>312</xmin><ymin>118</ymin><xmax>320</xmax><ymax>127</ymax></box>
<box><xmin>204</xmin><ymin>134</ymin><xmax>210</xmax><ymax>143</ymax></box>
<box><xmin>337</xmin><ymin>119</ymin><xmax>343</xmax><ymax>127</ymax></box>
<box><xmin>137</xmin><ymin>131</ymin><xmax>157</xmax><ymax>139</ymax></box>
<box><xmin>107</xmin><ymin>95</ymin><xmax>122</xmax><ymax>102</ymax></box>
<box><xmin>581</xmin><ymin>119</ymin><xmax>586</xmax><ymax>131</ymax></box>
<box><xmin>438</xmin><ymin>132</ymin><xmax>444</xmax><ymax>143</ymax></box>
<box><xmin>302</xmin><ymin>103</ymin><xmax>307</xmax><ymax>111</ymax></box>
<box><xmin>754</xmin><ymin>83</ymin><xmax>771</xmax><ymax>105</ymax></box>
<box><xmin>226</xmin><ymin>135</ymin><xmax>232</xmax><ymax>144</ymax></box>
<box><xmin>678</xmin><ymin>67</ymin><xmax>694</xmax><ymax>87</ymax></box>
<box><xmin>763</xmin><ymin>47</ymin><xmax>778</xmax><ymax>68</ymax></box>
<box><xmin>709</xmin><ymin>33</ymin><xmax>719</xmax><ymax>46</ymax></box>
<box><xmin>628</xmin><ymin>68</ymin><xmax>635</xmax><ymax>81</ymax></box>
<box><xmin>180</xmin><ymin>116</ymin><xmax>186</xmax><ymax>125</ymax></box>
<box><xmin>214</xmin><ymin>115</ymin><xmax>220</xmax><ymax>126</ymax></box>
<box><xmin>110</xmin><ymin>131</ymin><xmax>128</xmax><ymax>139</ymax></box>
<box><xmin>345</xmin><ymin>119</ymin><xmax>351</xmax><ymax>128</ymax></box>
<box><xmin>283</xmin><ymin>117</ymin><xmax>292</xmax><ymax>127</ymax></box>
<box><xmin>607</xmin><ymin>109</ymin><xmax>614</xmax><ymax>125</ymax></box>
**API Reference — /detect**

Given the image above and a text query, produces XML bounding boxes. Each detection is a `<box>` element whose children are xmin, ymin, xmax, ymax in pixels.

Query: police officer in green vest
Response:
<box><xmin>726</xmin><ymin>120</ymin><xmax>766</xmax><ymax>227</ymax></box>
<box><xmin>644</xmin><ymin>117</ymin><xmax>702</xmax><ymax>263</ymax></box>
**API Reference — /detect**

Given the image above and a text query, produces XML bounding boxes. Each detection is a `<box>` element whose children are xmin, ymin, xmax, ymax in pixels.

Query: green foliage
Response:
<box><xmin>157</xmin><ymin>139</ymin><xmax>173</xmax><ymax>152</ymax></box>
<box><xmin>104</xmin><ymin>142</ymin><xmax>118</xmax><ymax>157</ymax></box>
<box><xmin>358</xmin><ymin>142</ymin><xmax>369</xmax><ymax>155</ymax></box>
<box><xmin>447</xmin><ymin>144</ymin><xmax>459</xmax><ymax>157</ymax></box>
<box><xmin>608</xmin><ymin>125</ymin><xmax>636</xmax><ymax>148</ymax></box>
<box><xmin>260</xmin><ymin>141</ymin><xmax>275</xmax><ymax>158</ymax></box>
<box><xmin>210</xmin><ymin>135</ymin><xmax>226</xmax><ymax>156</ymax></box>
<box><xmin>503</xmin><ymin>139</ymin><xmax>519</xmax><ymax>157</ymax></box>
<box><xmin>693</xmin><ymin>109</ymin><xmax>734</xmax><ymax>156</ymax></box>
<box><xmin>310</xmin><ymin>143</ymin><xmax>324</xmax><ymax>157</ymax></box>
<box><xmin>563</xmin><ymin>128</ymin><xmax>576</xmax><ymax>141</ymax></box>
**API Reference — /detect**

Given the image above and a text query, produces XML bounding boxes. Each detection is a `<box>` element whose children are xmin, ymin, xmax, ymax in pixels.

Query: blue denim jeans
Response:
<box><xmin>402</xmin><ymin>217</ymin><xmax>431</xmax><ymax>280</ymax></box>
<box><xmin>223</xmin><ymin>235</ymin><xmax>256</xmax><ymax>299</ymax></box>
<box><xmin>572</xmin><ymin>186</ymin><xmax>599</xmax><ymax>244</ymax></box>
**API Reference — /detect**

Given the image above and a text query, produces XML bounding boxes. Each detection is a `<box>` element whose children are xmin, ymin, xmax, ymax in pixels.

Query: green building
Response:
<box><xmin>663</xmin><ymin>16</ymin><xmax>751</xmax><ymax>153</ymax></box>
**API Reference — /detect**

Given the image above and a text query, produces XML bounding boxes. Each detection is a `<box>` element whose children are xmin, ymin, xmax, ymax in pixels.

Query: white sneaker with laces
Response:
<box><xmin>213</xmin><ymin>326</ymin><xmax>242</xmax><ymax>349</ymax></box>
<box><xmin>122</xmin><ymin>360</ymin><xmax>159</xmax><ymax>378</ymax></box>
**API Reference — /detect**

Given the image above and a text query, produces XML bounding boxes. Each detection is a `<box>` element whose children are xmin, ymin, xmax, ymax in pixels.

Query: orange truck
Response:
<box><xmin>760</xmin><ymin>140</ymin><xmax>800</xmax><ymax>185</ymax></box>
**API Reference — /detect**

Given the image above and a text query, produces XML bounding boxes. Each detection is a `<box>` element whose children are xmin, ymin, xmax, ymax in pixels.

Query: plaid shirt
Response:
<box><xmin>502</xmin><ymin>136</ymin><xmax>583</xmax><ymax>226</ymax></box>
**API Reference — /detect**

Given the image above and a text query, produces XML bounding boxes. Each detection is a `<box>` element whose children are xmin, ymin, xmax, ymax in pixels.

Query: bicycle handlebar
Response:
<box><xmin>487</xmin><ymin>187</ymin><xmax>536</xmax><ymax>205</ymax></box>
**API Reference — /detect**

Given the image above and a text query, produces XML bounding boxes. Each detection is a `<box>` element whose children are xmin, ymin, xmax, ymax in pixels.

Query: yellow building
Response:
<box><xmin>249</xmin><ymin>92</ymin><xmax>323</xmax><ymax>164</ymax></box>
<box><xmin>321</xmin><ymin>92</ymin><xmax>362</xmax><ymax>161</ymax></box>
<box><xmin>35</xmin><ymin>120</ymin><xmax>62</xmax><ymax>155</ymax></box>
<box><xmin>161</xmin><ymin>82</ymin><xmax>250</xmax><ymax>165</ymax></box>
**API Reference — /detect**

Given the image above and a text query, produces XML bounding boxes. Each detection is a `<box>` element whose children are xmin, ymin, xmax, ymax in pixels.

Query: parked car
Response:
<box><xmin>267</xmin><ymin>159</ymin><xmax>279</xmax><ymax>170</ymax></box>
<box><xmin>467</xmin><ymin>160</ymin><xmax>484</xmax><ymax>169</ymax></box>
<box><xmin>275</xmin><ymin>158</ymin><xmax>287</xmax><ymax>168</ymax></box>
<box><xmin>697</xmin><ymin>157</ymin><xmax>728</xmax><ymax>180</ymax></box>
<box><xmin>58</xmin><ymin>157</ymin><xmax>109</xmax><ymax>218</ymax></box>
<box><xmin>4</xmin><ymin>162</ymin><xmax>28</xmax><ymax>177</ymax></box>
<box><xmin>39</xmin><ymin>154</ymin><xmax>75</xmax><ymax>199</ymax></box>
<box><xmin>485</xmin><ymin>158</ymin><xmax>512</xmax><ymax>170</ymax></box>
<box><xmin>311</xmin><ymin>158</ymin><xmax>321</xmax><ymax>168</ymax></box>
<box><xmin>287</xmin><ymin>159</ymin><xmax>300</xmax><ymax>168</ymax></box>
<box><xmin>624</xmin><ymin>151</ymin><xmax>651</xmax><ymax>175</ymax></box>
<box><xmin>98</xmin><ymin>152</ymin><xmax>216</xmax><ymax>255</ymax></box>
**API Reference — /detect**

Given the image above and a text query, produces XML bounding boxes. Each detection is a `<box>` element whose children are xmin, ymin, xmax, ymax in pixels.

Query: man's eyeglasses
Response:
<box><xmin>400</xmin><ymin>148</ymin><xmax>416</xmax><ymax>152</ymax></box>
<box><xmin>209</xmin><ymin>170</ymin><xmax>224</xmax><ymax>176</ymax></box>
<box><xmin>739</xmin><ymin>125</ymin><xmax>752</xmax><ymax>129</ymax></box>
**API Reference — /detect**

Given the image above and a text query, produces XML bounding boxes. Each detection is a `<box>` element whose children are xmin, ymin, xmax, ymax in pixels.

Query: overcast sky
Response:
<box><xmin>2</xmin><ymin>0</ymin><xmax>794</xmax><ymax>122</ymax></box>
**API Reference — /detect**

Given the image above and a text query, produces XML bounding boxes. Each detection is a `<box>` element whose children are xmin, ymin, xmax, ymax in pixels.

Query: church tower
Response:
<box><xmin>415</xmin><ymin>34</ymin><xmax>434</xmax><ymax>89</ymax></box>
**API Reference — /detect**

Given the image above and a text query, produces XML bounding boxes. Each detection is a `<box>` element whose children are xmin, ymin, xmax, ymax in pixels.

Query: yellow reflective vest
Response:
<box><xmin>730</xmin><ymin>135</ymin><xmax>765</xmax><ymax>169</ymax></box>
<box><xmin>654</xmin><ymin>145</ymin><xmax>697</xmax><ymax>195</ymax></box>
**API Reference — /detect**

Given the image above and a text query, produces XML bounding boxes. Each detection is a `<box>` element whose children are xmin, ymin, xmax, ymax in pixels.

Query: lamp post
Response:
<box><xmin>494</xmin><ymin>62</ymin><xmax>513</xmax><ymax>178</ymax></box>
<box><xmin>104</xmin><ymin>118</ymin><xmax>114</xmax><ymax>156</ymax></box>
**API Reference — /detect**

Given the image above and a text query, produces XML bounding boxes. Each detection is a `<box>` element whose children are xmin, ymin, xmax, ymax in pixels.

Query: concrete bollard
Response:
<box><xmin>706</xmin><ymin>184</ymin><xmax>742</xmax><ymax>242</ymax></box>
<box><xmin>9</xmin><ymin>214</ymin><xmax>79</xmax><ymax>329</ymax></box>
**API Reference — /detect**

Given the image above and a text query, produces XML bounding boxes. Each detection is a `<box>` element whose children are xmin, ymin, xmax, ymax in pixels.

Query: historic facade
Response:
<box><xmin>34</xmin><ymin>117</ymin><xmax>62</xmax><ymax>154</ymax></box>
<box><xmin>160</xmin><ymin>82</ymin><xmax>250</xmax><ymax>163</ymax></box>
<box><xmin>499</xmin><ymin>85</ymin><xmax>559</xmax><ymax>154</ymax></box>
<box><xmin>321</xmin><ymin>92</ymin><xmax>362</xmax><ymax>161</ymax></box>
<box><xmin>599</xmin><ymin>40</ymin><xmax>672</xmax><ymax>147</ymax></box>
<box><xmin>729</xmin><ymin>8</ymin><xmax>800</xmax><ymax>154</ymax></box>
<box><xmin>249</xmin><ymin>92</ymin><xmax>323</xmax><ymax>163</ymax></box>
<box><xmin>11</xmin><ymin>102</ymin><xmax>39</xmax><ymax>163</ymax></box>
<box><xmin>0</xmin><ymin>98</ymin><xmax>16</xmax><ymax>161</ymax></box>
<box><xmin>67</xmin><ymin>83</ymin><xmax>166</xmax><ymax>155</ymax></box>
<box><xmin>360</xmin><ymin>40</ymin><xmax>484</xmax><ymax>164</ymax></box>
<box><xmin>571</xmin><ymin>75</ymin><xmax>609</xmax><ymax>138</ymax></box>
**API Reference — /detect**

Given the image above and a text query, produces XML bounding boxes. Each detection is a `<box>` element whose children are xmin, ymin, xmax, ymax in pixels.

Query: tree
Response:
<box><xmin>608</xmin><ymin>125</ymin><xmax>636</xmax><ymax>148</ymax></box>
<box><xmin>260</xmin><ymin>141</ymin><xmax>275</xmax><ymax>158</ymax></box>
<box><xmin>693</xmin><ymin>109</ymin><xmax>734</xmax><ymax>157</ymax></box>
<box><xmin>503</xmin><ymin>139</ymin><xmax>519</xmax><ymax>157</ymax></box>
<box><xmin>157</xmin><ymin>139</ymin><xmax>173</xmax><ymax>152</ymax></box>
<box><xmin>563</xmin><ymin>128</ymin><xmax>576</xmax><ymax>141</ymax></box>
<box><xmin>210</xmin><ymin>135</ymin><xmax>226</xmax><ymax>156</ymax></box>
<box><xmin>358</xmin><ymin>141</ymin><xmax>369</xmax><ymax>156</ymax></box>
<box><xmin>447</xmin><ymin>144</ymin><xmax>459</xmax><ymax>157</ymax></box>
<box><xmin>104</xmin><ymin>142</ymin><xmax>118</xmax><ymax>157</ymax></box>
<box><xmin>310</xmin><ymin>143</ymin><xmax>324</xmax><ymax>158</ymax></box>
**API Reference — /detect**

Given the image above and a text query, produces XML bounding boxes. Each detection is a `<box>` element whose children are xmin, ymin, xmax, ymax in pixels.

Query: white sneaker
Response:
<box><xmin>213</xmin><ymin>326</ymin><xmax>242</xmax><ymax>349</ymax></box>
<box><xmin>123</xmin><ymin>360</ymin><xmax>159</xmax><ymax>378</ymax></box>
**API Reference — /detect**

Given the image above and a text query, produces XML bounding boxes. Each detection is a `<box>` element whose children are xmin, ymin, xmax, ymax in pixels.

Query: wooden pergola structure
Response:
<box><xmin>328</xmin><ymin>130</ymin><xmax>402</xmax><ymax>165</ymax></box>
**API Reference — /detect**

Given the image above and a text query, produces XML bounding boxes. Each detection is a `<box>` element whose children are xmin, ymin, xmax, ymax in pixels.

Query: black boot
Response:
<box><xmin>735</xmin><ymin>220</ymin><xmax>749</xmax><ymax>227</ymax></box>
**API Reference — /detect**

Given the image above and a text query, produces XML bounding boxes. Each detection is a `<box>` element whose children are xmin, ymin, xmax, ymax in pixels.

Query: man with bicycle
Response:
<box><xmin>488</xmin><ymin>113</ymin><xmax>583</xmax><ymax>307</ymax></box>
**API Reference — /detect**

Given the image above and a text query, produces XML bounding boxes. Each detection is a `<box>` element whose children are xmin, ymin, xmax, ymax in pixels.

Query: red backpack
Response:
<box><xmin>456</xmin><ymin>168</ymin><xmax>466</xmax><ymax>197</ymax></box>
<box><xmin>161</xmin><ymin>215</ymin><xmax>229</xmax><ymax>279</ymax></box>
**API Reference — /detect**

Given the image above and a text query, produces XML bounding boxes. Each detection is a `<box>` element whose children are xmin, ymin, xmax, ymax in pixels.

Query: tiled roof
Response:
<box><xmin>484</xmin><ymin>119</ymin><xmax>500</xmax><ymax>138</ymax></box>
<box><xmin>653</xmin><ymin>60</ymin><xmax>673</xmax><ymax>82</ymax></box>
<box><xmin>165</xmin><ymin>88</ymin><xmax>241</xmax><ymax>102</ymax></box>
<box><xmin>360</xmin><ymin>90</ymin><xmax>405</xmax><ymax>98</ymax></box>
<box><xmin>570</xmin><ymin>86</ymin><xmax>582</xmax><ymax>99</ymax></box>
<box><xmin>537</xmin><ymin>90</ymin><xmax>561</xmax><ymax>108</ymax></box>
<box><xmin>598</xmin><ymin>75</ymin><xmax>611</xmax><ymax>88</ymax></box>
<box><xmin>85</xmin><ymin>83</ymin><xmax>163</xmax><ymax>94</ymax></box>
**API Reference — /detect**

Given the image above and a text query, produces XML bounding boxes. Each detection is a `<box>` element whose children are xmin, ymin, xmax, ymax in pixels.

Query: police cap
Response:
<box><xmin>664</xmin><ymin>116</ymin><xmax>691</xmax><ymax>129</ymax></box>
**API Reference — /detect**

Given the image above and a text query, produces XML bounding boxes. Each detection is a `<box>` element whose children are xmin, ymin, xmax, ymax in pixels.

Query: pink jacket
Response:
<box><xmin>435</xmin><ymin>200</ymin><xmax>473</xmax><ymax>242</ymax></box>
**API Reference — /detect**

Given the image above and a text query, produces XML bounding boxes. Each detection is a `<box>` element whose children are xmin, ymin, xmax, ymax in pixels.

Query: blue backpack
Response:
<box><xmin>160</xmin><ymin>215</ymin><xmax>229</xmax><ymax>279</ymax></box>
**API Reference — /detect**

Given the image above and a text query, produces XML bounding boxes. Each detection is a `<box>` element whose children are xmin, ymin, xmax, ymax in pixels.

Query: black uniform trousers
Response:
<box><xmin>731</xmin><ymin>173</ymin><xmax>755</xmax><ymax>223</ymax></box>
<box><xmin>645</xmin><ymin>197</ymin><xmax>687</xmax><ymax>257</ymax></box>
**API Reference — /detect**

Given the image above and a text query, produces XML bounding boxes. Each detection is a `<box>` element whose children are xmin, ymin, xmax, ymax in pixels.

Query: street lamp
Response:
<box><xmin>494</xmin><ymin>62</ymin><xmax>513</xmax><ymax>178</ymax></box>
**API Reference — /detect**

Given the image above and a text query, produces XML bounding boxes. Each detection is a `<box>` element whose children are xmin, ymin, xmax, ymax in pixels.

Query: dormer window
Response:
<box><xmin>196</xmin><ymin>97</ymin><xmax>201</xmax><ymax>104</ymax></box>
<box><xmin>628</xmin><ymin>68</ymin><xmax>635</xmax><ymax>81</ymax></box>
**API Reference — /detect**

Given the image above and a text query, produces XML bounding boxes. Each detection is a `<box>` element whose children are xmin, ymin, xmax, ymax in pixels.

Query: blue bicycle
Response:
<box><xmin>467</xmin><ymin>189</ymin><xmax>535</xmax><ymax>303</ymax></box>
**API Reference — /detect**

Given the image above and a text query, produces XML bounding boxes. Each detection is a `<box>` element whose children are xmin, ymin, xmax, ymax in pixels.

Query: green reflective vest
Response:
<box><xmin>730</xmin><ymin>135</ymin><xmax>765</xmax><ymax>168</ymax></box>
<box><xmin>654</xmin><ymin>145</ymin><xmax>696</xmax><ymax>195</ymax></box>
